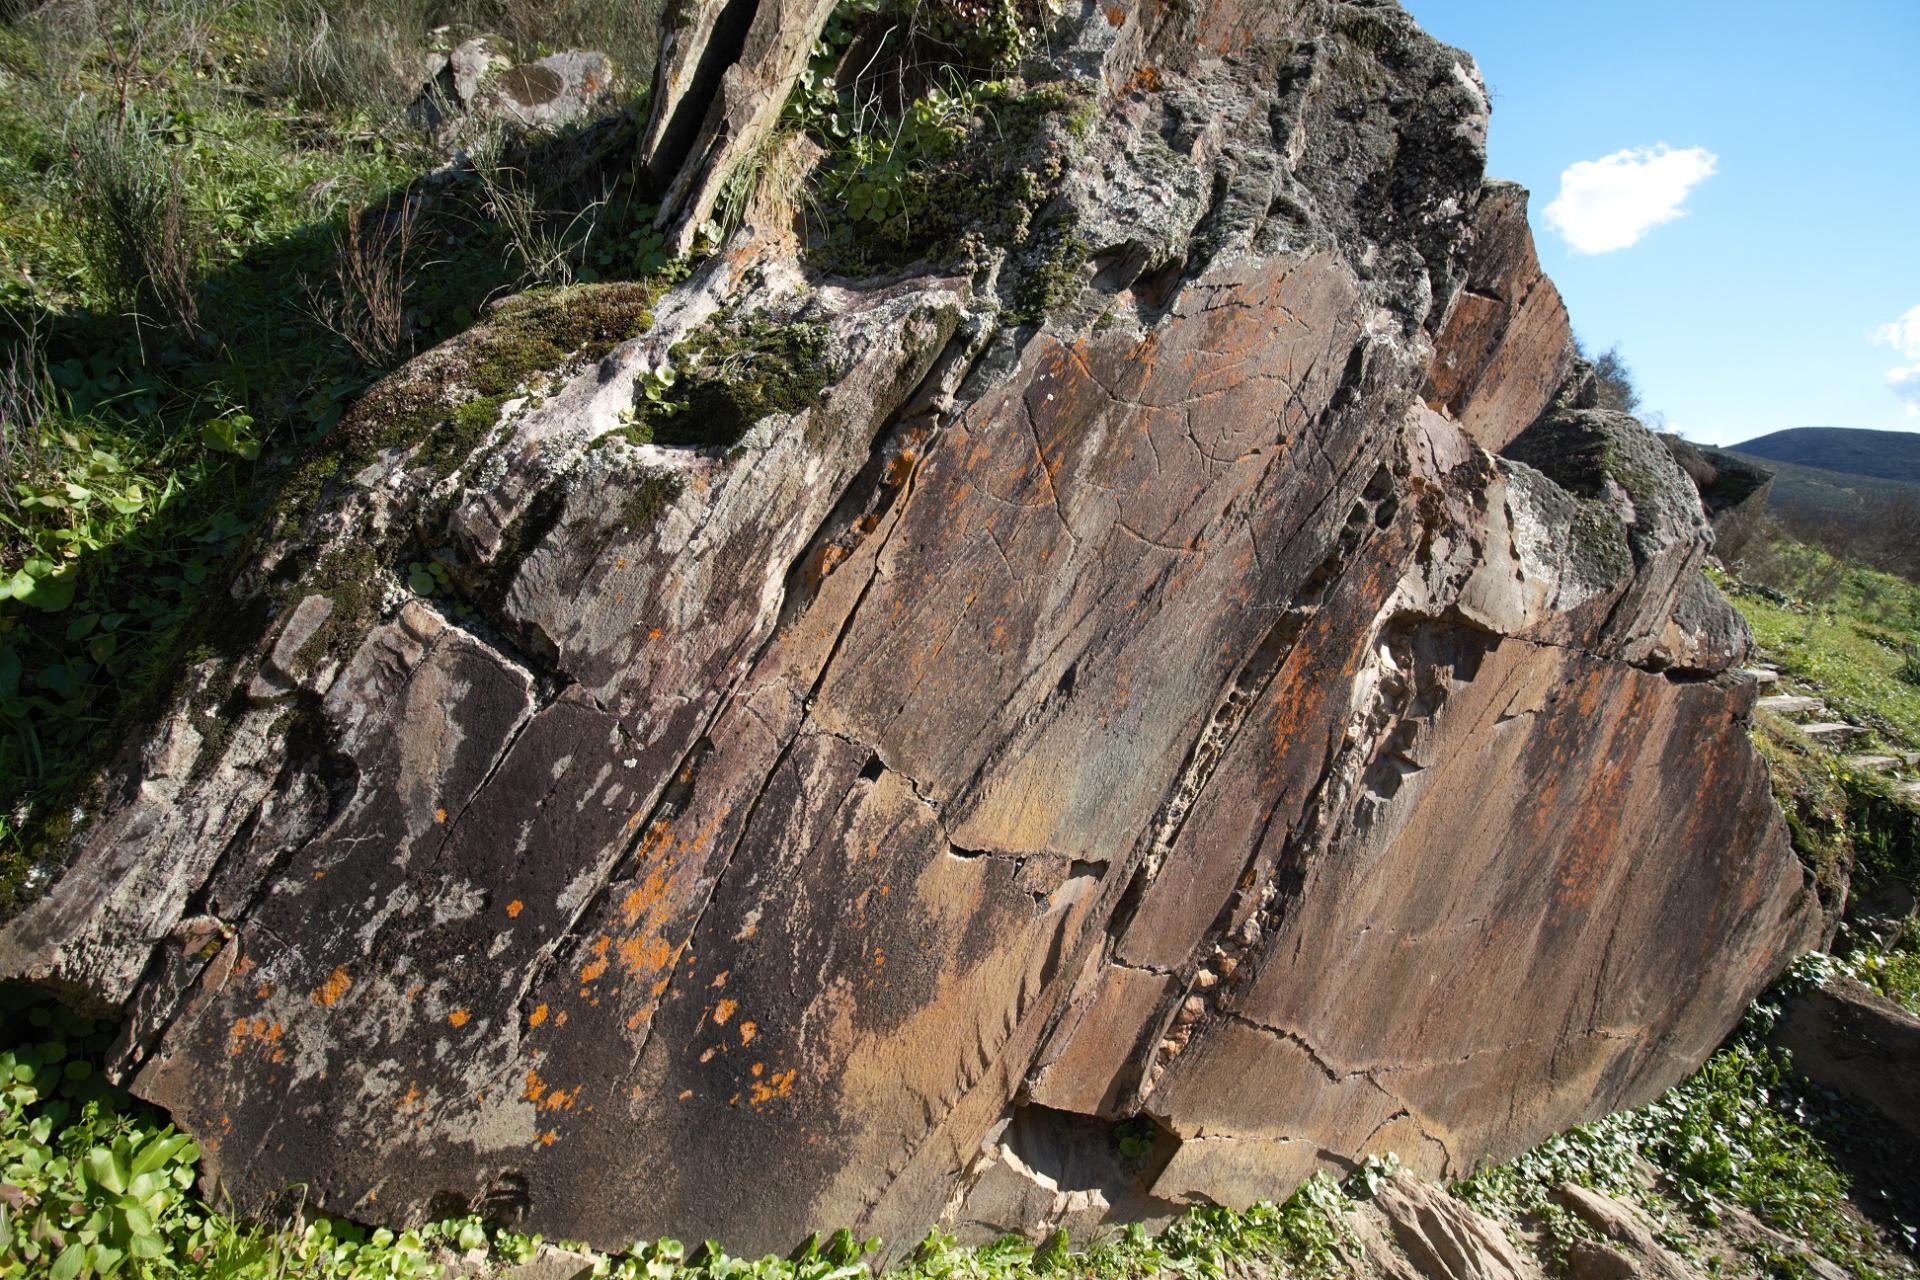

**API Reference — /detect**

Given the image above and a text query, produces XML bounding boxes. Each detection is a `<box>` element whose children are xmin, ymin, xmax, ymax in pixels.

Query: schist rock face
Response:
<box><xmin>0</xmin><ymin>0</ymin><xmax>1819</xmax><ymax>1259</ymax></box>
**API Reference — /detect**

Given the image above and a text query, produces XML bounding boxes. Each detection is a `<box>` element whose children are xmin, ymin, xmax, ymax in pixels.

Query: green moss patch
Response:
<box><xmin>629</xmin><ymin>311</ymin><xmax>832</xmax><ymax>452</ymax></box>
<box><xmin>333</xmin><ymin>282</ymin><xmax>661</xmax><ymax>476</ymax></box>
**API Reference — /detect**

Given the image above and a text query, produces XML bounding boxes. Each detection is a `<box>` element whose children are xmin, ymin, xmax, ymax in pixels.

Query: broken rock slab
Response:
<box><xmin>1550</xmin><ymin>1184</ymin><xmax>1693</xmax><ymax>1280</ymax></box>
<box><xmin>1771</xmin><ymin>978</ymin><xmax>1920</xmax><ymax>1146</ymax></box>
<box><xmin>1360</xmin><ymin>1174</ymin><xmax>1545</xmax><ymax>1280</ymax></box>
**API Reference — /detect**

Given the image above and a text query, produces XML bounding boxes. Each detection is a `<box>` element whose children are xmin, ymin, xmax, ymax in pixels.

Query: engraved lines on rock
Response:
<box><xmin>1122</xmin><ymin>476</ymin><xmax>1404</xmax><ymax>1110</ymax></box>
<box><xmin>511</xmin><ymin>319</ymin><xmax>986</xmax><ymax>1092</ymax></box>
<box><xmin>786</xmin><ymin>324</ymin><xmax>1394</xmax><ymax>1232</ymax></box>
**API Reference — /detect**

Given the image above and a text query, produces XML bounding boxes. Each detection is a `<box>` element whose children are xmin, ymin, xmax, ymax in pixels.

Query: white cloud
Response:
<box><xmin>1876</xmin><ymin>304</ymin><xmax>1920</xmax><ymax>417</ymax></box>
<box><xmin>1543</xmin><ymin>145</ymin><xmax>1719</xmax><ymax>254</ymax></box>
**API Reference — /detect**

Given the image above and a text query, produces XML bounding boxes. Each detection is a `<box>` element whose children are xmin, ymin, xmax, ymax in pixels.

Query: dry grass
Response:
<box><xmin>307</xmin><ymin>200</ymin><xmax>423</xmax><ymax>367</ymax></box>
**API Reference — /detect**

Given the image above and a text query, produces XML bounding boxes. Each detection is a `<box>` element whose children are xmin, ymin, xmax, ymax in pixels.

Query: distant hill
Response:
<box><xmin>1709</xmin><ymin>444</ymin><xmax>1920</xmax><ymax>581</ymax></box>
<box><xmin>1725</xmin><ymin>451</ymin><xmax>1920</xmax><ymax>524</ymax></box>
<box><xmin>1730</xmin><ymin>426</ymin><xmax>1920</xmax><ymax>485</ymax></box>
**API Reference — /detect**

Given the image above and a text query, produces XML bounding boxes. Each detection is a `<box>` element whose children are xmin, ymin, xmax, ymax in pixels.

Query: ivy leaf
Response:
<box><xmin>19</xmin><ymin>563</ymin><xmax>78</xmax><ymax>613</ymax></box>
<box><xmin>50</xmin><ymin>1241</ymin><xmax>87</xmax><ymax>1280</ymax></box>
<box><xmin>86</xmin><ymin>1144</ymin><xmax>128</xmax><ymax>1194</ymax></box>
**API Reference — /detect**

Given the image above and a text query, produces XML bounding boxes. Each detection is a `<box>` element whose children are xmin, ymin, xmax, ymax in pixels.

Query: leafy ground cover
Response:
<box><xmin>1456</xmin><ymin>984</ymin><xmax>1918</xmax><ymax>1280</ymax></box>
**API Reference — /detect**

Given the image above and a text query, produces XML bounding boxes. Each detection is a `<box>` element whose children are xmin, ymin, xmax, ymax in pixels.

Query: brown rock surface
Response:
<box><xmin>1659</xmin><ymin>437</ymin><xmax>1775</xmax><ymax>562</ymax></box>
<box><xmin>0</xmin><ymin>0</ymin><xmax>1819</xmax><ymax>1259</ymax></box>
<box><xmin>1422</xmin><ymin>182</ymin><xmax>1575</xmax><ymax>452</ymax></box>
<box><xmin>1552</xmin><ymin>1184</ymin><xmax>1694</xmax><ymax>1280</ymax></box>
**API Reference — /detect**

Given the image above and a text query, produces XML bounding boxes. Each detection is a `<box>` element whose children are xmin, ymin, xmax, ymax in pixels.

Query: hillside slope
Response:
<box><xmin>1733</xmin><ymin>427</ymin><xmax>1920</xmax><ymax>484</ymax></box>
<box><xmin>1729</xmin><ymin>451</ymin><xmax>1920</xmax><ymax>522</ymax></box>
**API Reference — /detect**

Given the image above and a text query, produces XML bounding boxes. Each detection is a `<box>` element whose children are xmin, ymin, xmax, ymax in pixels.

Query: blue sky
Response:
<box><xmin>1400</xmin><ymin>0</ymin><xmax>1920</xmax><ymax>445</ymax></box>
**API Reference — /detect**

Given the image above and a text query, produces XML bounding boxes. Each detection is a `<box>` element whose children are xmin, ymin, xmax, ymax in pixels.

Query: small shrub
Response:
<box><xmin>469</xmin><ymin>128</ymin><xmax>607</xmax><ymax>288</ymax></box>
<box><xmin>65</xmin><ymin>111</ymin><xmax>203</xmax><ymax>339</ymax></box>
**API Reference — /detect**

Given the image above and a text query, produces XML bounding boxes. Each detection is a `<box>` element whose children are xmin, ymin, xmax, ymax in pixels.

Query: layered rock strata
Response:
<box><xmin>0</xmin><ymin>0</ymin><xmax>1819</xmax><ymax>1259</ymax></box>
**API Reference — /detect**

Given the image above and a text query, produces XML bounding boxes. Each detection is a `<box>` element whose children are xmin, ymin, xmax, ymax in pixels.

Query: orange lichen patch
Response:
<box><xmin>873</xmin><ymin>948</ymin><xmax>887</xmax><ymax>969</ymax></box>
<box><xmin>523</xmin><ymin>1069</ymin><xmax>548</xmax><ymax>1104</ymax></box>
<box><xmin>312</xmin><ymin>966</ymin><xmax>352</xmax><ymax>1006</ymax></box>
<box><xmin>749</xmin><ymin>1069</ymin><xmax>797</xmax><ymax>1106</ymax></box>
<box><xmin>678</xmin><ymin>1089</ymin><xmax>694</xmax><ymax>1100</ymax></box>
<box><xmin>710</xmin><ymin>970</ymin><xmax>729</xmax><ymax>988</ymax></box>
<box><xmin>622</xmin><ymin>832</ymin><xmax>676</xmax><ymax>907</ymax></box>
<box><xmin>435</xmin><ymin>808</ymin><xmax>448</xmax><ymax>824</ymax></box>
<box><xmin>227</xmin><ymin>1016</ymin><xmax>285</xmax><ymax>1057</ymax></box>
<box><xmin>506</xmin><ymin>899</ymin><xmax>525</xmax><ymax>919</ymax></box>
<box><xmin>883</xmin><ymin>449</ymin><xmax>918</xmax><ymax>488</ymax></box>
<box><xmin>555</xmin><ymin>1011</ymin><xmax>568</xmax><ymax>1026</ymax></box>
<box><xmin>447</xmin><ymin>1009</ymin><xmax>471</xmax><ymax>1028</ymax></box>
<box><xmin>529</xmin><ymin>1003</ymin><xmax>550</xmax><ymax>1028</ymax></box>
<box><xmin>312</xmin><ymin>870</ymin><xmax>327</xmax><ymax>880</ymax></box>
<box><xmin>1104</xmin><ymin>4</ymin><xmax>1125</xmax><ymax>24</ymax></box>
<box><xmin>713</xmin><ymin>998</ymin><xmax>738</xmax><ymax>1025</ymax></box>
<box><xmin>399</xmin><ymin>1083</ymin><xmax>422</xmax><ymax>1111</ymax></box>
<box><xmin>580</xmin><ymin>935</ymin><xmax>613</xmax><ymax>983</ymax></box>
<box><xmin>617</xmin><ymin>933</ymin><xmax>673</xmax><ymax>977</ymax></box>
<box><xmin>751</xmin><ymin>1062</ymin><xmax>765</xmax><ymax>1077</ymax></box>
<box><xmin>537</xmin><ymin>1130</ymin><xmax>557</xmax><ymax>1146</ymax></box>
<box><xmin>804</xmin><ymin>542</ymin><xmax>850</xmax><ymax>593</ymax></box>
<box><xmin>540</xmin><ymin>1083</ymin><xmax>583</xmax><ymax>1112</ymax></box>
<box><xmin>647</xmin><ymin>627</ymin><xmax>664</xmax><ymax>641</ymax></box>
<box><xmin>740</xmin><ymin>1020</ymin><xmax>757</xmax><ymax>1045</ymax></box>
<box><xmin>699</xmin><ymin>1046</ymin><xmax>719</xmax><ymax>1064</ymax></box>
<box><xmin>255</xmin><ymin>984</ymin><xmax>273</xmax><ymax>999</ymax></box>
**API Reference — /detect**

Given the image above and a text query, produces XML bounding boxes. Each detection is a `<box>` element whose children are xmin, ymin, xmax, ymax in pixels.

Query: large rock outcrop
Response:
<box><xmin>0</xmin><ymin>0</ymin><xmax>1818</xmax><ymax>1260</ymax></box>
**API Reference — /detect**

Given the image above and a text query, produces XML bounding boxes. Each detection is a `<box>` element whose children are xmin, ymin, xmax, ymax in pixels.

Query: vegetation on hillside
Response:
<box><xmin>1730</xmin><ymin>463</ymin><xmax>1920</xmax><ymax>583</ymax></box>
